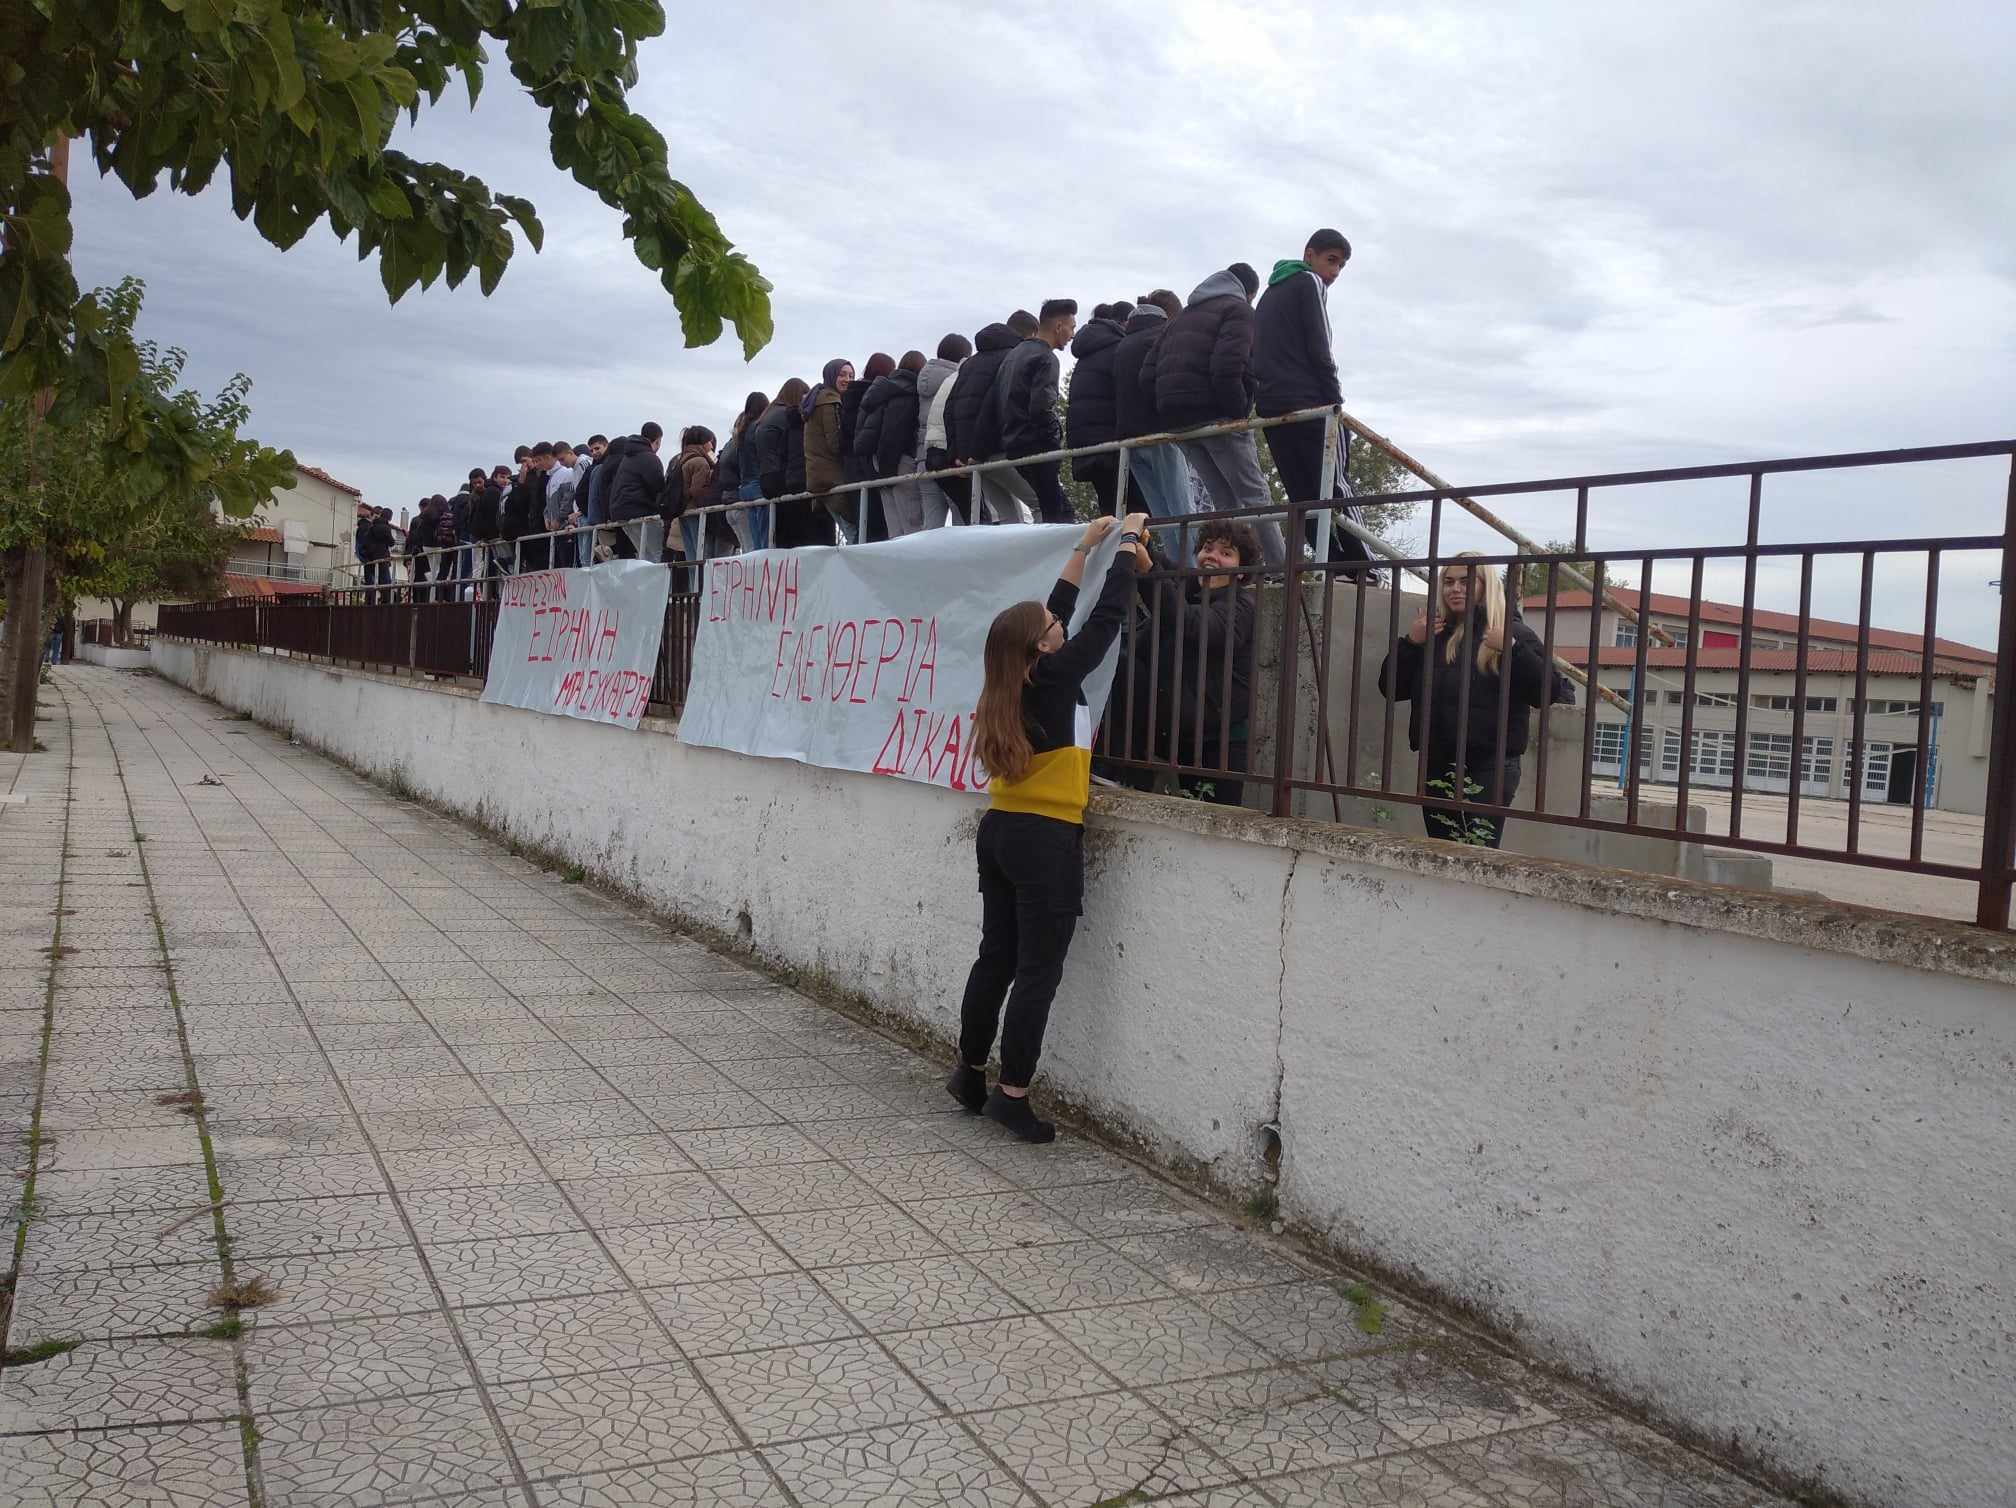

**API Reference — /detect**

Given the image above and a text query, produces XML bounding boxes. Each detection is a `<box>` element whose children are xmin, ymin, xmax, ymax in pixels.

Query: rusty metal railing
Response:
<box><xmin>157</xmin><ymin>437</ymin><xmax>2016</xmax><ymax>930</ymax></box>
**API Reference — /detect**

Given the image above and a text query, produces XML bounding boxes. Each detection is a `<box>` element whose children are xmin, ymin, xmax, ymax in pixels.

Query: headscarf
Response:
<box><xmin>802</xmin><ymin>358</ymin><xmax>852</xmax><ymax>416</ymax></box>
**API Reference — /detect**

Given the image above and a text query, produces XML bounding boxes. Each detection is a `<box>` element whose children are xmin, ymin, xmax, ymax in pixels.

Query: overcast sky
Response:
<box><xmin>70</xmin><ymin>1</ymin><xmax>2015</xmax><ymax>645</ymax></box>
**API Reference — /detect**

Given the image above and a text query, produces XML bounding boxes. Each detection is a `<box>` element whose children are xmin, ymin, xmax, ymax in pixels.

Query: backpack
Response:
<box><xmin>659</xmin><ymin>458</ymin><xmax>688</xmax><ymax>519</ymax></box>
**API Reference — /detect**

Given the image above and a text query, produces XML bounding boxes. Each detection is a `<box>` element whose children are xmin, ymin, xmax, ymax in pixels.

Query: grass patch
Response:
<box><xmin>196</xmin><ymin>1316</ymin><xmax>245</xmax><ymax>1341</ymax></box>
<box><xmin>1087</xmin><ymin>1493</ymin><xmax>1152</xmax><ymax>1508</ymax></box>
<box><xmin>1244</xmin><ymin>1187</ymin><xmax>1279</xmax><ymax>1222</ymax></box>
<box><xmin>1341</xmin><ymin>1281</ymin><xmax>1388</xmax><ymax>1335</ymax></box>
<box><xmin>562</xmin><ymin>865</ymin><xmax>586</xmax><ymax>884</ymax></box>
<box><xmin>32</xmin><ymin>739</ymin><xmax>46</xmax><ymax>752</ymax></box>
<box><xmin>207</xmin><ymin>1274</ymin><xmax>279</xmax><ymax>1311</ymax></box>
<box><xmin>2</xmin><ymin>1336</ymin><xmax>79</xmax><ymax>1366</ymax></box>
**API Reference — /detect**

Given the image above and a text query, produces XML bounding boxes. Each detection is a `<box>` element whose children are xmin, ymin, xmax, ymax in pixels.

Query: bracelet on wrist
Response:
<box><xmin>1119</xmin><ymin>531</ymin><xmax>1142</xmax><ymax>545</ymax></box>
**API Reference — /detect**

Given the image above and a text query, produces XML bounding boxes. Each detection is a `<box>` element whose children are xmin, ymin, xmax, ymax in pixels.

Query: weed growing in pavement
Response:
<box><xmin>207</xmin><ymin>1274</ymin><xmax>279</xmax><ymax>1311</ymax></box>
<box><xmin>2</xmin><ymin>1336</ymin><xmax>79</xmax><ymax>1366</ymax></box>
<box><xmin>1341</xmin><ymin>1280</ymin><xmax>1388</xmax><ymax>1335</ymax></box>
<box><xmin>563</xmin><ymin>865</ymin><xmax>586</xmax><ymax>884</ymax></box>
<box><xmin>196</xmin><ymin>1316</ymin><xmax>245</xmax><ymax>1341</ymax></box>
<box><xmin>155</xmin><ymin>1091</ymin><xmax>204</xmax><ymax>1115</ymax></box>
<box><xmin>1244</xmin><ymin>1187</ymin><xmax>1279</xmax><ymax>1222</ymax></box>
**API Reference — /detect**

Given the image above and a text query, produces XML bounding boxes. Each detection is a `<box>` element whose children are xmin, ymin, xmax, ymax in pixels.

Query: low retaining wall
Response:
<box><xmin>155</xmin><ymin>641</ymin><xmax>2016</xmax><ymax>1508</ymax></box>
<box><xmin>78</xmin><ymin>642</ymin><xmax>152</xmax><ymax>670</ymax></box>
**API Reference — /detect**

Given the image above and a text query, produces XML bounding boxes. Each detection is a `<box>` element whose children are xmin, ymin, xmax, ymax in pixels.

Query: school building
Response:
<box><xmin>1524</xmin><ymin>588</ymin><xmax>2001</xmax><ymax>816</ymax></box>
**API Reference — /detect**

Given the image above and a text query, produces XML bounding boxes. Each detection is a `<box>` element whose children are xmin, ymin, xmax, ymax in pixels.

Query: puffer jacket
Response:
<box><xmin>748</xmin><ymin>406</ymin><xmax>791</xmax><ymax>496</ymax></box>
<box><xmin>944</xmin><ymin>323</ymin><xmax>1022</xmax><ymax>461</ymax></box>
<box><xmin>989</xmin><ymin>337</ymin><xmax>1062</xmax><ymax>458</ymax></box>
<box><xmin>1065</xmin><ymin>315</ymin><xmax>1127</xmax><ymax>452</ymax></box>
<box><xmin>1112</xmin><ymin>304</ymin><xmax>1169</xmax><ymax>441</ymax></box>
<box><xmin>839</xmin><ymin>382</ymin><xmax>870</xmax><ymax>486</ymax></box>
<box><xmin>914</xmin><ymin>356</ymin><xmax>961</xmax><ymax>456</ymax></box>
<box><xmin>856</xmin><ymin>369</ymin><xmax>922</xmax><ymax>478</ymax></box>
<box><xmin>1139</xmin><ymin>270</ymin><xmax>1256</xmax><ymax>429</ymax></box>
<box><xmin>606</xmin><ymin>437</ymin><xmax>665</xmax><ymax>523</ymax></box>
<box><xmin>804</xmin><ymin>387</ymin><xmax>845</xmax><ymax>494</ymax></box>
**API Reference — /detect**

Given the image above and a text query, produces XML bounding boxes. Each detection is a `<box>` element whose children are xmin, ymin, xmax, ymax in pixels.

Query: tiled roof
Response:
<box><xmin>223</xmin><ymin>573</ymin><xmax>324</xmax><ymax>600</ymax></box>
<box><xmin>1520</xmin><ymin>587</ymin><xmax>1996</xmax><ymax>665</ymax></box>
<box><xmin>244</xmin><ymin>526</ymin><xmax>285</xmax><ymax>544</ymax></box>
<box><xmin>1556</xmin><ymin>645</ymin><xmax>1988</xmax><ymax>678</ymax></box>
<box><xmin>295</xmin><ymin>463</ymin><xmax>362</xmax><ymax>498</ymax></box>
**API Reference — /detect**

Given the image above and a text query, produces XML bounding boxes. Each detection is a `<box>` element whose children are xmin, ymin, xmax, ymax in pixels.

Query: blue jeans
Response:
<box><xmin>1128</xmin><ymin>442</ymin><xmax>1195</xmax><ymax>564</ymax></box>
<box><xmin>732</xmin><ymin>480</ymin><xmax>769</xmax><ymax>552</ymax></box>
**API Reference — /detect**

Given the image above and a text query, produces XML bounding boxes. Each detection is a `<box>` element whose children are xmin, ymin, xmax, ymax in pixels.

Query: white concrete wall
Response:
<box><xmin>154</xmin><ymin>641</ymin><xmax>2016</xmax><ymax>1508</ymax></box>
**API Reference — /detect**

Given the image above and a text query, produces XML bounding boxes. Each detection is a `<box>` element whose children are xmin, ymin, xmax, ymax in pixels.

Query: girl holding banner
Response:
<box><xmin>948</xmin><ymin>511</ymin><xmax>1152</xmax><ymax>1143</ymax></box>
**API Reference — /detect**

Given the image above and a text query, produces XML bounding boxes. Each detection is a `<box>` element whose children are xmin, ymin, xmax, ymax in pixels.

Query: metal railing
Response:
<box><xmin>159</xmin><ymin>432</ymin><xmax>2016</xmax><ymax>932</ymax></box>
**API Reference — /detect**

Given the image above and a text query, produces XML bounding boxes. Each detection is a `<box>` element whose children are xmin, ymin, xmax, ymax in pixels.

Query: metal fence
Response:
<box><xmin>159</xmin><ymin>429</ymin><xmax>2015</xmax><ymax>932</ymax></box>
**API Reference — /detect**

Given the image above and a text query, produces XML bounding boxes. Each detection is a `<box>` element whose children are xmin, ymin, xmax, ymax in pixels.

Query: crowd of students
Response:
<box><xmin>378</xmin><ymin>228</ymin><xmax>1371</xmax><ymax>593</ymax></box>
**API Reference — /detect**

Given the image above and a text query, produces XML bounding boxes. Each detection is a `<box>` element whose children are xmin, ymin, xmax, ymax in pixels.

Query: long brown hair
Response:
<box><xmin>971</xmin><ymin>601</ymin><xmax>1050</xmax><ymax>785</ymax></box>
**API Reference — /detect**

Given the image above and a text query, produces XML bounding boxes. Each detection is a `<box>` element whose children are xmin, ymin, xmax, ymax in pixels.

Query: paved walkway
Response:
<box><xmin>1</xmin><ymin>665</ymin><xmax>1789</xmax><ymax>1507</ymax></box>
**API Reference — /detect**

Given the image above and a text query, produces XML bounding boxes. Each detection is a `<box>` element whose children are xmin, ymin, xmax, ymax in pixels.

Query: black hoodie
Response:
<box><xmin>1064</xmin><ymin>316</ymin><xmax>1127</xmax><ymax>453</ymax></box>
<box><xmin>944</xmin><ymin>322</ymin><xmax>1023</xmax><ymax>462</ymax></box>
<box><xmin>1112</xmin><ymin>305</ymin><xmax>1169</xmax><ymax>441</ymax></box>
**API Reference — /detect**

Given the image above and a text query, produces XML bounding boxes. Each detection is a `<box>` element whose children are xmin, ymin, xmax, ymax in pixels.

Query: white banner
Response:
<box><xmin>679</xmin><ymin>525</ymin><xmax>1126</xmax><ymax>792</ymax></box>
<box><xmin>480</xmin><ymin>560</ymin><xmax>672</xmax><ymax>729</ymax></box>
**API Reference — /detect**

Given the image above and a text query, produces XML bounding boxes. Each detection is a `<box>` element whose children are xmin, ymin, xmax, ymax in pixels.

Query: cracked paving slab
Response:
<box><xmin>0</xmin><ymin>666</ymin><xmax>1793</xmax><ymax>1507</ymax></box>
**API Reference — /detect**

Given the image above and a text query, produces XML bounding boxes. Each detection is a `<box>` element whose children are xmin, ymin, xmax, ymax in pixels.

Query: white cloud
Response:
<box><xmin>64</xmin><ymin>0</ymin><xmax>2016</xmax><ymax>645</ymax></box>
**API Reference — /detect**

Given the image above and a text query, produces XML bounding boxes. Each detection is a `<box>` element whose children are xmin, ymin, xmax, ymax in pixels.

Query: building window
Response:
<box><xmin>1592</xmin><ymin>723</ymin><xmax>1653</xmax><ymax>773</ymax></box>
<box><xmin>1614</xmin><ymin>621</ymin><xmax>1639</xmax><ymax>648</ymax></box>
<box><xmin>1746</xmin><ymin>733</ymin><xmax>1793</xmax><ymax>783</ymax></box>
<box><xmin>1845</xmin><ymin>741</ymin><xmax>1894</xmax><ymax>797</ymax></box>
<box><xmin>1751</xmin><ymin>694</ymin><xmax>1839</xmax><ymax>714</ymax></box>
<box><xmin>1801</xmin><ymin>737</ymin><xmax>1835</xmax><ymax>785</ymax></box>
<box><xmin>1661</xmin><ymin>729</ymin><xmax>1736</xmax><ymax>780</ymax></box>
<box><xmin>1853</xmin><ymin>700</ymin><xmax>1944</xmax><ymax>718</ymax></box>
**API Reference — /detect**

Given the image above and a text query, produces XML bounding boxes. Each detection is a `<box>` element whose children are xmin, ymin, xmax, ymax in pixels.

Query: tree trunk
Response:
<box><xmin>3</xmin><ymin>544</ymin><xmax>47</xmax><ymax>752</ymax></box>
<box><xmin>113</xmin><ymin>600</ymin><xmax>133</xmax><ymax>647</ymax></box>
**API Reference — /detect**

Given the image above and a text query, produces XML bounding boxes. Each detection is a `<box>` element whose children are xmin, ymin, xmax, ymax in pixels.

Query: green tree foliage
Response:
<box><xmin>1</xmin><ymin>0</ymin><xmax>772</xmax><ymax>415</ymax></box>
<box><xmin>1516</xmin><ymin>539</ymin><xmax>1634</xmax><ymax>598</ymax></box>
<box><xmin>0</xmin><ymin>278</ymin><xmax>292</xmax><ymax>724</ymax></box>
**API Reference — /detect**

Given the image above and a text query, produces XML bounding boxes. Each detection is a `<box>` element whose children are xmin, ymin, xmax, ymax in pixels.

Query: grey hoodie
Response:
<box><xmin>1187</xmin><ymin>268</ymin><xmax>1250</xmax><ymax>306</ymax></box>
<box><xmin>916</xmin><ymin>355</ymin><xmax>962</xmax><ymax>455</ymax></box>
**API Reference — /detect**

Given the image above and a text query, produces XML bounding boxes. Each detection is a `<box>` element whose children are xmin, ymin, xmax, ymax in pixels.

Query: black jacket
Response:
<box><xmin>784</xmin><ymin>409</ymin><xmax>806</xmax><ymax>495</ymax></box>
<box><xmin>944</xmin><ymin>322</ymin><xmax>1022</xmax><ymax>462</ymax></box>
<box><xmin>1140</xmin><ymin>271</ymin><xmax>1256</xmax><ymax>429</ymax></box>
<box><xmin>989</xmin><ymin>337</ymin><xmax>1063</xmax><ymax>459</ymax></box>
<box><xmin>1253</xmin><ymin>265</ymin><xmax>1341</xmax><ymax>417</ymax></box>
<box><xmin>502</xmin><ymin>468</ymin><xmax>546</xmax><ymax>541</ymax></box>
<box><xmin>1064</xmin><ymin>317</ymin><xmax>1127</xmax><ymax>453</ymax></box>
<box><xmin>1378</xmin><ymin>608</ymin><xmax>1550</xmax><ymax>765</ymax></box>
<box><xmin>715</xmin><ymin>432</ymin><xmax>744</xmax><ymax>493</ymax></box>
<box><xmin>1124</xmin><ymin>549</ymin><xmax>1257</xmax><ymax>747</ymax></box>
<box><xmin>606</xmin><ymin>436</ymin><xmax>665</xmax><ymax>522</ymax></box>
<box><xmin>406</xmin><ymin>508</ymin><xmax>437</xmax><ymax>558</ymax></box>
<box><xmin>469</xmin><ymin>483</ymin><xmax>503</xmax><ymax>542</ymax></box>
<box><xmin>1111</xmin><ymin>306</ymin><xmax>1169</xmax><ymax>441</ymax></box>
<box><xmin>748</xmin><ymin>406</ymin><xmax>791</xmax><ymax>496</ymax></box>
<box><xmin>839</xmin><ymin>382</ymin><xmax>871</xmax><ymax>486</ymax></box>
<box><xmin>854</xmin><ymin>370</ymin><xmax>921</xmax><ymax>478</ymax></box>
<box><xmin>356</xmin><ymin>517</ymin><xmax>394</xmax><ymax>563</ymax></box>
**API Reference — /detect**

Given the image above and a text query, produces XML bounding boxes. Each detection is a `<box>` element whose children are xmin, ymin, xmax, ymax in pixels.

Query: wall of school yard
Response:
<box><xmin>156</xmin><ymin>639</ymin><xmax>2016</xmax><ymax>1508</ymax></box>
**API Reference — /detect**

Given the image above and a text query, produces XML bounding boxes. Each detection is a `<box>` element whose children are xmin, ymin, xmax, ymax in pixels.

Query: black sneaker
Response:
<box><xmin>983</xmin><ymin>1089</ymin><xmax>1056</xmax><ymax>1144</ymax></box>
<box><xmin>945</xmin><ymin>1064</ymin><xmax>987</xmax><ymax>1114</ymax></box>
